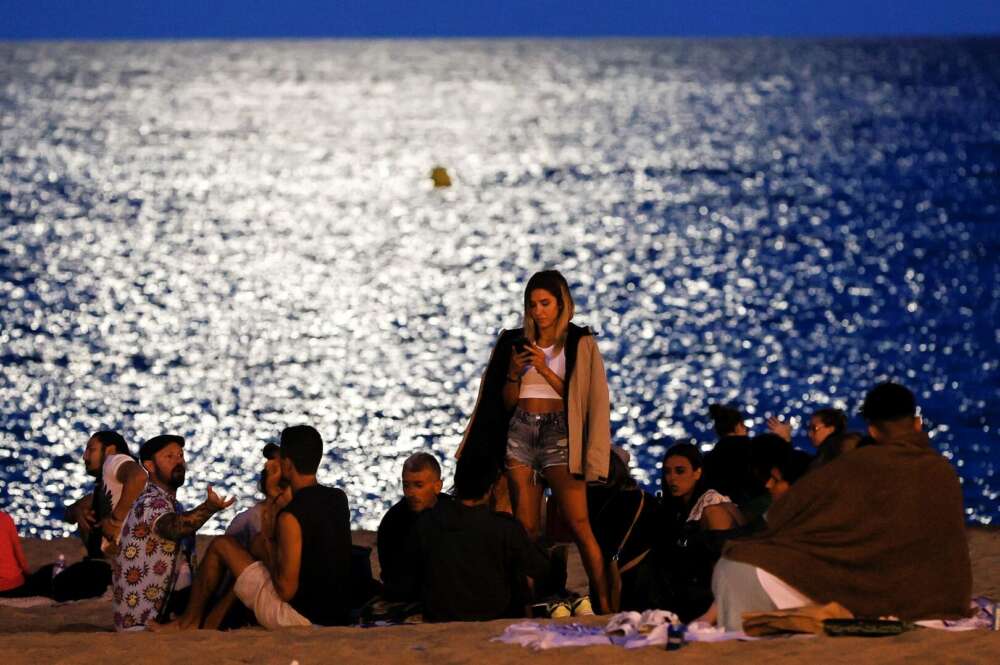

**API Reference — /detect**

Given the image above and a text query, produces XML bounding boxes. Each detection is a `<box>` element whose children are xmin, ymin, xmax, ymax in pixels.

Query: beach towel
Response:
<box><xmin>0</xmin><ymin>595</ymin><xmax>56</xmax><ymax>608</ymax></box>
<box><xmin>494</xmin><ymin>610</ymin><xmax>682</xmax><ymax>650</ymax></box>
<box><xmin>493</xmin><ymin>622</ymin><xmax>611</xmax><ymax>650</ymax></box>
<box><xmin>915</xmin><ymin>596</ymin><xmax>998</xmax><ymax>631</ymax></box>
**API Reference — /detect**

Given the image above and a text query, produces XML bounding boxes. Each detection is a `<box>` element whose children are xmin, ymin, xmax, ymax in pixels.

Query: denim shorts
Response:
<box><xmin>506</xmin><ymin>408</ymin><xmax>569</xmax><ymax>471</ymax></box>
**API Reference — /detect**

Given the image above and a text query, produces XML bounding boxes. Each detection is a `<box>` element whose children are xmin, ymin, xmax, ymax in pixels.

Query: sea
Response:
<box><xmin>0</xmin><ymin>38</ymin><xmax>997</xmax><ymax>536</ymax></box>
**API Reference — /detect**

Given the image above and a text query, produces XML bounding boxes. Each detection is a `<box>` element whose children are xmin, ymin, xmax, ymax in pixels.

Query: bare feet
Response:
<box><xmin>692</xmin><ymin>601</ymin><xmax>719</xmax><ymax>626</ymax></box>
<box><xmin>147</xmin><ymin>617</ymin><xmax>198</xmax><ymax>632</ymax></box>
<box><xmin>146</xmin><ymin>619</ymin><xmax>181</xmax><ymax>632</ymax></box>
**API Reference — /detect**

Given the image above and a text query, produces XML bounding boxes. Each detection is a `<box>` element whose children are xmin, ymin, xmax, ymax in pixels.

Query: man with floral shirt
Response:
<box><xmin>112</xmin><ymin>434</ymin><xmax>234</xmax><ymax>631</ymax></box>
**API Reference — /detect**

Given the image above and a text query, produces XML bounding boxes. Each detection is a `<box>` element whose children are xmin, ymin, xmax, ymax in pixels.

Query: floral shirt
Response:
<box><xmin>112</xmin><ymin>483</ymin><xmax>194</xmax><ymax>631</ymax></box>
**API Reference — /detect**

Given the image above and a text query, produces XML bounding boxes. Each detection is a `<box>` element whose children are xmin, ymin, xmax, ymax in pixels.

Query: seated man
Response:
<box><xmin>403</xmin><ymin>448</ymin><xmax>558</xmax><ymax>622</ymax></box>
<box><xmin>64</xmin><ymin>431</ymin><xmax>146</xmax><ymax>557</ymax></box>
<box><xmin>377</xmin><ymin>451</ymin><xmax>444</xmax><ymax>597</ymax></box>
<box><xmin>113</xmin><ymin>435</ymin><xmax>234</xmax><ymax>631</ymax></box>
<box><xmin>49</xmin><ymin>431</ymin><xmax>146</xmax><ymax>602</ymax></box>
<box><xmin>157</xmin><ymin>425</ymin><xmax>354</xmax><ymax>629</ymax></box>
<box><xmin>713</xmin><ymin>382</ymin><xmax>972</xmax><ymax>630</ymax></box>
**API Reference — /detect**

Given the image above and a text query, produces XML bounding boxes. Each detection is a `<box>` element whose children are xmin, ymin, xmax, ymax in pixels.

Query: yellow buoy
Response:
<box><xmin>431</xmin><ymin>166</ymin><xmax>452</xmax><ymax>188</ymax></box>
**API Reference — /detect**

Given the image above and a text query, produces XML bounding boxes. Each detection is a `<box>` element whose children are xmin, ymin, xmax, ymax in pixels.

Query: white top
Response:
<box><xmin>518</xmin><ymin>345</ymin><xmax>566</xmax><ymax>399</ymax></box>
<box><xmin>101</xmin><ymin>453</ymin><xmax>135</xmax><ymax>511</ymax></box>
<box><xmin>686</xmin><ymin>489</ymin><xmax>732</xmax><ymax>522</ymax></box>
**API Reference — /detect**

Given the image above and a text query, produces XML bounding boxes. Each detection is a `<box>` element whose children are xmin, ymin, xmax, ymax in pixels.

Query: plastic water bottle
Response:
<box><xmin>665</xmin><ymin>623</ymin><xmax>686</xmax><ymax>651</ymax></box>
<box><xmin>52</xmin><ymin>553</ymin><xmax>66</xmax><ymax>579</ymax></box>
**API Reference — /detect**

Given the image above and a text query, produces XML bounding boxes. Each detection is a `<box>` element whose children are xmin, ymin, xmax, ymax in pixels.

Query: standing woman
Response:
<box><xmin>458</xmin><ymin>270</ymin><xmax>612</xmax><ymax>613</ymax></box>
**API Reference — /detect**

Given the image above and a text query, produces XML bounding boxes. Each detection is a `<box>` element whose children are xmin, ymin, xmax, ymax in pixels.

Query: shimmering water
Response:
<box><xmin>1</xmin><ymin>38</ymin><xmax>998</xmax><ymax>535</ymax></box>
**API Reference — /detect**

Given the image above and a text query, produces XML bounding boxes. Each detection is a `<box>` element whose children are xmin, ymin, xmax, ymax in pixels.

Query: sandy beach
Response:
<box><xmin>2</xmin><ymin>527</ymin><xmax>998</xmax><ymax>664</ymax></box>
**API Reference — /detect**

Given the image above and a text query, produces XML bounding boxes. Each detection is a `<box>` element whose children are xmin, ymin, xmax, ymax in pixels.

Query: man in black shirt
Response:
<box><xmin>153</xmin><ymin>425</ymin><xmax>353</xmax><ymax>629</ymax></box>
<box><xmin>403</xmin><ymin>448</ymin><xmax>557</xmax><ymax>622</ymax></box>
<box><xmin>376</xmin><ymin>452</ymin><xmax>444</xmax><ymax>597</ymax></box>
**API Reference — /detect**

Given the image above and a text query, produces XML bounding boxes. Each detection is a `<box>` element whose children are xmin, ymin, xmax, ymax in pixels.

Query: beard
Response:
<box><xmin>163</xmin><ymin>464</ymin><xmax>186</xmax><ymax>489</ymax></box>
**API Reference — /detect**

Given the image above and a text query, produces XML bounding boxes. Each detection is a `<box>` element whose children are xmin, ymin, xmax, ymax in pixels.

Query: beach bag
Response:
<box><xmin>607</xmin><ymin>492</ymin><xmax>651</xmax><ymax>613</ymax></box>
<box><xmin>742</xmin><ymin>602</ymin><xmax>854</xmax><ymax>636</ymax></box>
<box><xmin>349</xmin><ymin>545</ymin><xmax>381</xmax><ymax>610</ymax></box>
<box><xmin>51</xmin><ymin>558</ymin><xmax>112</xmax><ymax>602</ymax></box>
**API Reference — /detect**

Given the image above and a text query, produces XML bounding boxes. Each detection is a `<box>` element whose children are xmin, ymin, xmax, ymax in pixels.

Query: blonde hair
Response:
<box><xmin>522</xmin><ymin>270</ymin><xmax>575</xmax><ymax>348</ymax></box>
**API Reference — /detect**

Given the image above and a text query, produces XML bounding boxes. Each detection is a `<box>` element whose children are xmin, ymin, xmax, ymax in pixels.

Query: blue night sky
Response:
<box><xmin>2</xmin><ymin>1</ymin><xmax>999</xmax><ymax>40</ymax></box>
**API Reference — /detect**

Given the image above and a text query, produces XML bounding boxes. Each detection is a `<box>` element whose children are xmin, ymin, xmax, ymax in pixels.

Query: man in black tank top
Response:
<box><xmin>152</xmin><ymin>425</ymin><xmax>353</xmax><ymax>630</ymax></box>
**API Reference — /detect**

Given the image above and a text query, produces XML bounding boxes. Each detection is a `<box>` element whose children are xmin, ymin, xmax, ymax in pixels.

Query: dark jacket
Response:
<box><xmin>403</xmin><ymin>498</ymin><xmax>554</xmax><ymax>622</ymax></box>
<box><xmin>376</xmin><ymin>494</ymin><xmax>449</xmax><ymax>599</ymax></box>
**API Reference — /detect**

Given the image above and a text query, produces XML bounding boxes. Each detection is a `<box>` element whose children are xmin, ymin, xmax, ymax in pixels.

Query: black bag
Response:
<box><xmin>51</xmin><ymin>558</ymin><xmax>112</xmax><ymax>602</ymax></box>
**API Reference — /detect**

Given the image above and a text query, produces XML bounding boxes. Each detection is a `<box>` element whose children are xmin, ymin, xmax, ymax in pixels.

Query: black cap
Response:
<box><xmin>139</xmin><ymin>434</ymin><xmax>185</xmax><ymax>462</ymax></box>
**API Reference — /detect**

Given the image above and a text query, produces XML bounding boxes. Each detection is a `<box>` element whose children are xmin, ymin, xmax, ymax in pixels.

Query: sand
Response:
<box><xmin>2</xmin><ymin>527</ymin><xmax>999</xmax><ymax>664</ymax></box>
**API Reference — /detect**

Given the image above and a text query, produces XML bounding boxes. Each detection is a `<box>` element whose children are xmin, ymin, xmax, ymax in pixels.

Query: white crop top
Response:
<box><xmin>519</xmin><ymin>345</ymin><xmax>566</xmax><ymax>399</ymax></box>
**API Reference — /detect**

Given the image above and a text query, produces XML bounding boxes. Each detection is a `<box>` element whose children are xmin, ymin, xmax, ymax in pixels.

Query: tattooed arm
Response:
<box><xmin>155</xmin><ymin>486</ymin><xmax>235</xmax><ymax>541</ymax></box>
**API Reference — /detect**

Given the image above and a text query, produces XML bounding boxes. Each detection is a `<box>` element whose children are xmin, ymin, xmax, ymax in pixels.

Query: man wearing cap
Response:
<box><xmin>112</xmin><ymin>434</ymin><xmax>234</xmax><ymax>631</ymax></box>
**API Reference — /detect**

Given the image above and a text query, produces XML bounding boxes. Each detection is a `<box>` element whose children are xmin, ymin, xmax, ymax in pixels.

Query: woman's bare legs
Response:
<box><xmin>543</xmin><ymin>465</ymin><xmax>610</xmax><ymax>614</ymax></box>
<box><xmin>491</xmin><ymin>474</ymin><xmax>513</xmax><ymax>515</ymax></box>
<box><xmin>507</xmin><ymin>464</ymin><xmax>544</xmax><ymax>539</ymax></box>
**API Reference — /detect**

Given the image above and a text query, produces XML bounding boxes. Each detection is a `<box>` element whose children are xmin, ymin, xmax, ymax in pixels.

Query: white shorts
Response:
<box><xmin>234</xmin><ymin>561</ymin><xmax>311</xmax><ymax>629</ymax></box>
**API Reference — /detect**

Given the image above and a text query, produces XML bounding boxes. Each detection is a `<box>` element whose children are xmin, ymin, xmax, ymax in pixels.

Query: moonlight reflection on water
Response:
<box><xmin>0</xmin><ymin>38</ymin><xmax>998</xmax><ymax>534</ymax></box>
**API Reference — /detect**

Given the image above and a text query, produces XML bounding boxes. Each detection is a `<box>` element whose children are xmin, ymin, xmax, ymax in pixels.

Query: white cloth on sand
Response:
<box><xmin>493</xmin><ymin>622</ymin><xmax>610</xmax><ymax>650</ymax></box>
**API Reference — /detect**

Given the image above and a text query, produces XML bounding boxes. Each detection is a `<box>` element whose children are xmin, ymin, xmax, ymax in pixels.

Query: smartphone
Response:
<box><xmin>513</xmin><ymin>336</ymin><xmax>530</xmax><ymax>354</ymax></box>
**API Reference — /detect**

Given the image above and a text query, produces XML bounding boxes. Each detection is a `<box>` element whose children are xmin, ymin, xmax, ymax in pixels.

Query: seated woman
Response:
<box><xmin>621</xmin><ymin>442</ymin><xmax>744</xmax><ymax>621</ymax></box>
<box><xmin>0</xmin><ymin>510</ymin><xmax>33</xmax><ymax>598</ymax></box>
<box><xmin>764</xmin><ymin>449</ymin><xmax>814</xmax><ymax>502</ymax></box>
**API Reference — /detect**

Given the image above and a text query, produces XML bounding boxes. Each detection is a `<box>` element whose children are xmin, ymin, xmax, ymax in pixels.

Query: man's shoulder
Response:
<box><xmin>378</xmin><ymin>498</ymin><xmax>411</xmax><ymax>530</ymax></box>
<box><xmin>320</xmin><ymin>484</ymin><xmax>349</xmax><ymax>504</ymax></box>
<box><xmin>135</xmin><ymin>484</ymin><xmax>173</xmax><ymax>514</ymax></box>
<box><xmin>284</xmin><ymin>484</ymin><xmax>350</xmax><ymax>521</ymax></box>
<box><xmin>484</xmin><ymin>508</ymin><xmax>529</xmax><ymax>534</ymax></box>
<box><xmin>297</xmin><ymin>483</ymin><xmax>348</xmax><ymax>501</ymax></box>
<box><xmin>102</xmin><ymin>453</ymin><xmax>135</xmax><ymax>477</ymax></box>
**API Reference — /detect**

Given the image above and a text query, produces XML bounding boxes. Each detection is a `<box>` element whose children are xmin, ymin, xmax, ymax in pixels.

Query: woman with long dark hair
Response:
<box><xmin>458</xmin><ymin>270</ymin><xmax>612</xmax><ymax>613</ymax></box>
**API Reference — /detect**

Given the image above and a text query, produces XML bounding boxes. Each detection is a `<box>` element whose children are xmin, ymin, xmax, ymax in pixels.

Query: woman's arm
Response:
<box><xmin>700</xmin><ymin>503</ymin><xmax>745</xmax><ymax>531</ymax></box>
<box><xmin>502</xmin><ymin>349</ymin><xmax>532</xmax><ymax>410</ymax></box>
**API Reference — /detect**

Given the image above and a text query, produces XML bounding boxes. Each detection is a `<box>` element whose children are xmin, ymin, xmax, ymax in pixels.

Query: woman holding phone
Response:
<box><xmin>458</xmin><ymin>270</ymin><xmax>612</xmax><ymax>613</ymax></box>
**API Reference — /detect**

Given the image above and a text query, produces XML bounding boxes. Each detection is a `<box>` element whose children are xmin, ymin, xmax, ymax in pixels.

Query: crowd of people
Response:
<box><xmin>0</xmin><ymin>269</ymin><xmax>974</xmax><ymax>634</ymax></box>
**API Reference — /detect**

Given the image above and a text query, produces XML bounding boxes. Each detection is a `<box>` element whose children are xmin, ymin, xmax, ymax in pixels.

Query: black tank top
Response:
<box><xmin>282</xmin><ymin>484</ymin><xmax>352</xmax><ymax>625</ymax></box>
